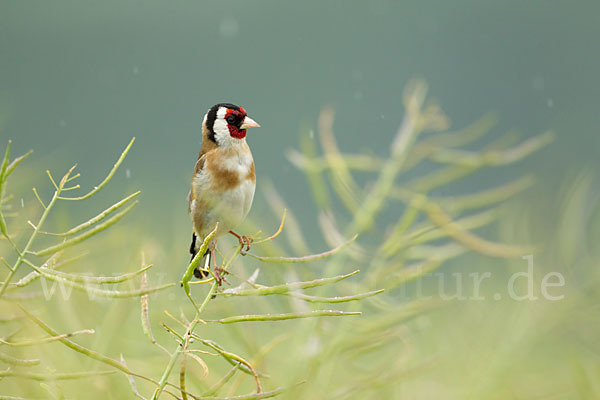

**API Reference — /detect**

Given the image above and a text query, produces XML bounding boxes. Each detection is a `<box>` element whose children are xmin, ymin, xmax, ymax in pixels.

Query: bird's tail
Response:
<box><xmin>189</xmin><ymin>232</ymin><xmax>210</xmax><ymax>279</ymax></box>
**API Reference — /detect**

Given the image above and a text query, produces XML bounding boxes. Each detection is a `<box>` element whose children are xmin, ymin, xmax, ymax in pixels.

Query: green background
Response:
<box><xmin>2</xmin><ymin>1</ymin><xmax>598</xmax><ymax>232</ymax></box>
<box><xmin>1</xmin><ymin>1</ymin><xmax>600</xmax><ymax>399</ymax></box>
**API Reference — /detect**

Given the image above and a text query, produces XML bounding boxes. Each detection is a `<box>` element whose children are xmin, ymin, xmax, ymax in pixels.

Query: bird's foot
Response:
<box><xmin>229</xmin><ymin>231</ymin><xmax>253</xmax><ymax>254</ymax></box>
<box><xmin>213</xmin><ymin>267</ymin><xmax>229</xmax><ymax>286</ymax></box>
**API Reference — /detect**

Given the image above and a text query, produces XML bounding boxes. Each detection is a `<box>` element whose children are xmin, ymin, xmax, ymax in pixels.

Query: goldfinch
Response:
<box><xmin>188</xmin><ymin>103</ymin><xmax>260</xmax><ymax>283</ymax></box>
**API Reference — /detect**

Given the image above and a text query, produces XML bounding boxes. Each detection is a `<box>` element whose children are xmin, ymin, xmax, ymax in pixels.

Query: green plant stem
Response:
<box><xmin>0</xmin><ymin>370</ymin><xmax>116</xmax><ymax>381</ymax></box>
<box><xmin>18</xmin><ymin>305</ymin><xmax>158</xmax><ymax>385</ymax></box>
<box><xmin>244</xmin><ymin>235</ymin><xmax>356</xmax><ymax>263</ymax></box>
<box><xmin>0</xmin><ymin>189</ymin><xmax>59</xmax><ymax>299</ymax></box>
<box><xmin>206</xmin><ymin>310</ymin><xmax>361</xmax><ymax>324</ymax></box>
<box><xmin>0</xmin><ymin>329</ymin><xmax>94</xmax><ymax>346</ymax></box>
<box><xmin>220</xmin><ymin>270</ymin><xmax>360</xmax><ymax>297</ymax></box>
<box><xmin>0</xmin><ymin>351</ymin><xmax>40</xmax><ymax>366</ymax></box>
<box><xmin>57</xmin><ymin>137</ymin><xmax>135</xmax><ymax>201</ymax></box>
<box><xmin>34</xmin><ymin>263</ymin><xmax>152</xmax><ymax>284</ymax></box>
<box><xmin>152</xmin><ymin>282</ymin><xmax>219</xmax><ymax>400</ymax></box>
<box><xmin>32</xmin><ymin>201</ymin><xmax>138</xmax><ymax>257</ymax></box>
<box><xmin>181</xmin><ymin>224</ymin><xmax>219</xmax><ymax>310</ymax></box>
<box><xmin>194</xmin><ymin>386</ymin><xmax>289</xmax><ymax>400</ymax></box>
<box><xmin>288</xmin><ymin>289</ymin><xmax>384</xmax><ymax>303</ymax></box>
<box><xmin>202</xmin><ymin>363</ymin><xmax>241</xmax><ymax>397</ymax></box>
<box><xmin>27</xmin><ymin>265</ymin><xmax>175</xmax><ymax>298</ymax></box>
<box><xmin>11</xmin><ymin>253</ymin><xmax>86</xmax><ymax>289</ymax></box>
<box><xmin>153</xmin><ymin>245</ymin><xmax>243</xmax><ymax>399</ymax></box>
<box><xmin>155</xmin><ymin>282</ymin><xmax>222</xmax><ymax>397</ymax></box>
<box><xmin>347</xmin><ymin>84</ymin><xmax>424</xmax><ymax>235</ymax></box>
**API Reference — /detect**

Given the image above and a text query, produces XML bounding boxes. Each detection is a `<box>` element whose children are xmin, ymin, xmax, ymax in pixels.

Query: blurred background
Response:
<box><xmin>1</xmin><ymin>1</ymin><xmax>600</xmax><ymax>399</ymax></box>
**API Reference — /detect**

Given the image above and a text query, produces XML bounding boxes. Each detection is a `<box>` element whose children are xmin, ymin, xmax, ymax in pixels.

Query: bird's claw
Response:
<box><xmin>229</xmin><ymin>231</ymin><xmax>253</xmax><ymax>254</ymax></box>
<box><xmin>214</xmin><ymin>267</ymin><xmax>229</xmax><ymax>286</ymax></box>
<box><xmin>239</xmin><ymin>235</ymin><xmax>253</xmax><ymax>255</ymax></box>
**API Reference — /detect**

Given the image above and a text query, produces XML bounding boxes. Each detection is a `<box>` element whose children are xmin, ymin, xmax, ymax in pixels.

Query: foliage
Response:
<box><xmin>0</xmin><ymin>81</ymin><xmax>570</xmax><ymax>399</ymax></box>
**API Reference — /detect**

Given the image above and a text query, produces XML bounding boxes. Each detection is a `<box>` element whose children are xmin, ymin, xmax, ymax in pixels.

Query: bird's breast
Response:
<box><xmin>190</xmin><ymin>147</ymin><xmax>256</xmax><ymax>236</ymax></box>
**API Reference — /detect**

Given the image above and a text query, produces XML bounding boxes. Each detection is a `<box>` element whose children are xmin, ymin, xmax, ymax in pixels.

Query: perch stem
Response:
<box><xmin>0</xmin><ymin>189</ymin><xmax>60</xmax><ymax>299</ymax></box>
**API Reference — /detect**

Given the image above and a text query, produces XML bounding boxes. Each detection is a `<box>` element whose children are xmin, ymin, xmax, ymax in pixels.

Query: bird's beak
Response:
<box><xmin>240</xmin><ymin>116</ymin><xmax>261</xmax><ymax>129</ymax></box>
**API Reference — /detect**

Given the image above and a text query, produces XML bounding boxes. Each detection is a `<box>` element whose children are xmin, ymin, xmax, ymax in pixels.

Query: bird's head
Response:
<box><xmin>203</xmin><ymin>103</ymin><xmax>260</xmax><ymax>147</ymax></box>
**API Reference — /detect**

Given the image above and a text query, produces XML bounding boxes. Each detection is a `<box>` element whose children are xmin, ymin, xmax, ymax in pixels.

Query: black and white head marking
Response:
<box><xmin>204</xmin><ymin>103</ymin><xmax>246</xmax><ymax>147</ymax></box>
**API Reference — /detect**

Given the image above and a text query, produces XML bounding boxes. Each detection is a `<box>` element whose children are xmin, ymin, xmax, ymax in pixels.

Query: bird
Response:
<box><xmin>187</xmin><ymin>103</ymin><xmax>260</xmax><ymax>283</ymax></box>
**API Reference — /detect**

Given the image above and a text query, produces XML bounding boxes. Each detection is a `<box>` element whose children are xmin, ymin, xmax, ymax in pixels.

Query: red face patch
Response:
<box><xmin>229</xmin><ymin>126</ymin><xmax>246</xmax><ymax>139</ymax></box>
<box><xmin>225</xmin><ymin>108</ymin><xmax>247</xmax><ymax>139</ymax></box>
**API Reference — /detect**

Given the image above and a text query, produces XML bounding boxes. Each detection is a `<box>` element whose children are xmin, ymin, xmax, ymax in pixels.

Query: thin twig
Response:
<box><xmin>245</xmin><ymin>235</ymin><xmax>357</xmax><ymax>263</ymax></box>
<box><xmin>205</xmin><ymin>310</ymin><xmax>361</xmax><ymax>324</ymax></box>
<box><xmin>57</xmin><ymin>137</ymin><xmax>135</xmax><ymax>201</ymax></box>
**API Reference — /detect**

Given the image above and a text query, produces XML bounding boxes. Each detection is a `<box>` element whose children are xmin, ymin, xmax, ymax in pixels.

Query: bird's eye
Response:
<box><xmin>226</xmin><ymin>115</ymin><xmax>236</xmax><ymax>124</ymax></box>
